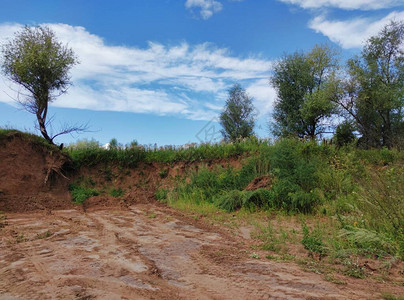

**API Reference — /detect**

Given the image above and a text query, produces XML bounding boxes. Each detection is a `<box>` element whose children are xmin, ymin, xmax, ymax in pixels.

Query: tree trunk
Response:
<box><xmin>37</xmin><ymin>114</ymin><xmax>53</xmax><ymax>145</ymax></box>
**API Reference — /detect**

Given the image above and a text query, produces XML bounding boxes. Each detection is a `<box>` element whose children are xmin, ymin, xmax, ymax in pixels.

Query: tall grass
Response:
<box><xmin>66</xmin><ymin>136</ymin><xmax>271</xmax><ymax>167</ymax></box>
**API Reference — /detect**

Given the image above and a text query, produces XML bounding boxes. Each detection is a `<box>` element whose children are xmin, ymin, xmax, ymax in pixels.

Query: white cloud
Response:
<box><xmin>279</xmin><ymin>0</ymin><xmax>404</xmax><ymax>10</ymax></box>
<box><xmin>0</xmin><ymin>23</ymin><xmax>274</xmax><ymax>121</ymax></box>
<box><xmin>246</xmin><ymin>79</ymin><xmax>277</xmax><ymax>116</ymax></box>
<box><xmin>309</xmin><ymin>10</ymin><xmax>404</xmax><ymax>48</ymax></box>
<box><xmin>185</xmin><ymin>0</ymin><xmax>223</xmax><ymax>19</ymax></box>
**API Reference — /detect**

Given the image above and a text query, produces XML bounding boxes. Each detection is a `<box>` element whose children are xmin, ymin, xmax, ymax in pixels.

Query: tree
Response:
<box><xmin>1</xmin><ymin>25</ymin><xmax>79</xmax><ymax>145</ymax></box>
<box><xmin>220</xmin><ymin>84</ymin><xmax>256</xmax><ymax>142</ymax></box>
<box><xmin>334</xmin><ymin>121</ymin><xmax>356</xmax><ymax>147</ymax></box>
<box><xmin>270</xmin><ymin>44</ymin><xmax>340</xmax><ymax>139</ymax></box>
<box><xmin>338</xmin><ymin>21</ymin><xmax>404</xmax><ymax>149</ymax></box>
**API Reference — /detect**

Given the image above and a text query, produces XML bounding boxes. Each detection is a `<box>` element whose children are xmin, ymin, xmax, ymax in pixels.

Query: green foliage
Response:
<box><xmin>301</xmin><ymin>222</ymin><xmax>327</xmax><ymax>257</ymax></box>
<box><xmin>68</xmin><ymin>138</ymin><xmax>100</xmax><ymax>149</ymax></box>
<box><xmin>339</xmin><ymin>227</ymin><xmax>399</xmax><ymax>258</ymax></box>
<box><xmin>244</xmin><ymin>188</ymin><xmax>273</xmax><ymax>211</ymax></box>
<box><xmin>334</xmin><ymin>121</ymin><xmax>356</xmax><ymax>147</ymax></box>
<box><xmin>0</xmin><ymin>128</ymin><xmax>59</xmax><ymax>151</ymax></box>
<box><xmin>66</xmin><ymin>146</ymin><xmax>146</xmax><ymax>168</ymax></box>
<box><xmin>343</xmin><ymin>261</ymin><xmax>366</xmax><ymax>278</ymax></box>
<box><xmin>159</xmin><ymin>168</ymin><xmax>169</xmax><ymax>179</ymax></box>
<box><xmin>269</xmin><ymin>139</ymin><xmax>325</xmax><ymax>212</ymax></box>
<box><xmin>1</xmin><ymin>26</ymin><xmax>78</xmax><ymax>144</ymax></box>
<box><xmin>342</xmin><ymin>21</ymin><xmax>404</xmax><ymax>149</ymax></box>
<box><xmin>355</xmin><ymin>167</ymin><xmax>404</xmax><ymax>257</ymax></box>
<box><xmin>67</xmin><ymin>136</ymin><xmax>269</xmax><ymax>168</ymax></box>
<box><xmin>109</xmin><ymin>138</ymin><xmax>119</xmax><ymax>149</ymax></box>
<box><xmin>271</xmin><ymin>44</ymin><xmax>339</xmax><ymax>139</ymax></box>
<box><xmin>69</xmin><ymin>184</ymin><xmax>99</xmax><ymax>204</ymax></box>
<box><xmin>220</xmin><ymin>84</ymin><xmax>256</xmax><ymax>142</ymax></box>
<box><xmin>215</xmin><ymin>190</ymin><xmax>250</xmax><ymax>212</ymax></box>
<box><xmin>109</xmin><ymin>187</ymin><xmax>124</xmax><ymax>197</ymax></box>
<box><xmin>155</xmin><ymin>188</ymin><xmax>169</xmax><ymax>202</ymax></box>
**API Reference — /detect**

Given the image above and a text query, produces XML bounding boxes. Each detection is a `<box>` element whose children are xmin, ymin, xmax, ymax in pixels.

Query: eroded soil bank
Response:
<box><xmin>1</xmin><ymin>203</ymin><xmax>402</xmax><ymax>299</ymax></box>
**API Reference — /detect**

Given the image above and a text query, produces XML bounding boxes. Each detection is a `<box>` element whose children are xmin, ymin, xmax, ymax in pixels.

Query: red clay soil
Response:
<box><xmin>0</xmin><ymin>133</ymin><xmax>73</xmax><ymax>212</ymax></box>
<box><xmin>2</xmin><ymin>203</ymin><xmax>403</xmax><ymax>299</ymax></box>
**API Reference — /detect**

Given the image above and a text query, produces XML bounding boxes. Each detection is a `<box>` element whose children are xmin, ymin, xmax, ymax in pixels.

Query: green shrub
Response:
<box><xmin>69</xmin><ymin>184</ymin><xmax>99</xmax><ymax>204</ymax></box>
<box><xmin>301</xmin><ymin>222</ymin><xmax>327</xmax><ymax>257</ymax></box>
<box><xmin>215</xmin><ymin>190</ymin><xmax>250</xmax><ymax>212</ymax></box>
<box><xmin>339</xmin><ymin>227</ymin><xmax>399</xmax><ymax>258</ymax></box>
<box><xmin>159</xmin><ymin>168</ymin><xmax>169</xmax><ymax>178</ymax></box>
<box><xmin>109</xmin><ymin>187</ymin><xmax>124</xmax><ymax>197</ymax></box>
<box><xmin>243</xmin><ymin>188</ymin><xmax>273</xmax><ymax>211</ymax></box>
<box><xmin>356</xmin><ymin>167</ymin><xmax>404</xmax><ymax>257</ymax></box>
<box><xmin>268</xmin><ymin>139</ymin><xmax>326</xmax><ymax>213</ymax></box>
<box><xmin>334</xmin><ymin>121</ymin><xmax>355</xmax><ymax>147</ymax></box>
<box><xmin>155</xmin><ymin>188</ymin><xmax>169</xmax><ymax>202</ymax></box>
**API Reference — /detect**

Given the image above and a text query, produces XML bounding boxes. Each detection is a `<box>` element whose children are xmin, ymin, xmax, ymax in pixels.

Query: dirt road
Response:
<box><xmin>0</xmin><ymin>204</ymin><xmax>397</xmax><ymax>299</ymax></box>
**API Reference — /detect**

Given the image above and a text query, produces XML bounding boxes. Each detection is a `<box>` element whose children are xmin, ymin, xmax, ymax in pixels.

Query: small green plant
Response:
<box><xmin>155</xmin><ymin>188</ymin><xmax>169</xmax><ymax>202</ymax></box>
<box><xmin>381</xmin><ymin>292</ymin><xmax>404</xmax><ymax>300</ymax></box>
<box><xmin>343</xmin><ymin>259</ymin><xmax>366</xmax><ymax>278</ymax></box>
<box><xmin>250</xmin><ymin>253</ymin><xmax>260</xmax><ymax>259</ymax></box>
<box><xmin>109</xmin><ymin>187</ymin><xmax>124</xmax><ymax>197</ymax></box>
<box><xmin>104</xmin><ymin>168</ymin><xmax>114</xmax><ymax>181</ymax></box>
<box><xmin>36</xmin><ymin>231</ymin><xmax>52</xmax><ymax>239</ymax></box>
<box><xmin>301</xmin><ymin>222</ymin><xmax>327</xmax><ymax>258</ymax></box>
<box><xmin>215</xmin><ymin>190</ymin><xmax>249</xmax><ymax>212</ymax></box>
<box><xmin>159</xmin><ymin>168</ymin><xmax>169</xmax><ymax>179</ymax></box>
<box><xmin>324</xmin><ymin>273</ymin><xmax>346</xmax><ymax>285</ymax></box>
<box><xmin>147</xmin><ymin>212</ymin><xmax>156</xmax><ymax>218</ymax></box>
<box><xmin>243</xmin><ymin>188</ymin><xmax>273</xmax><ymax>211</ymax></box>
<box><xmin>69</xmin><ymin>184</ymin><xmax>99</xmax><ymax>204</ymax></box>
<box><xmin>16</xmin><ymin>234</ymin><xmax>26</xmax><ymax>243</ymax></box>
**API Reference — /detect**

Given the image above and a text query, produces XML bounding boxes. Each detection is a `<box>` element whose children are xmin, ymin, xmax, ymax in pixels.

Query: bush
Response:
<box><xmin>109</xmin><ymin>187</ymin><xmax>124</xmax><ymax>197</ymax></box>
<box><xmin>334</xmin><ymin>121</ymin><xmax>356</xmax><ymax>147</ymax></box>
<box><xmin>216</xmin><ymin>190</ymin><xmax>250</xmax><ymax>212</ymax></box>
<box><xmin>339</xmin><ymin>227</ymin><xmax>399</xmax><ymax>258</ymax></box>
<box><xmin>269</xmin><ymin>139</ymin><xmax>325</xmax><ymax>213</ymax></box>
<box><xmin>69</xmin><ymin>184</ymin><xmax>99</xmax><ymax>204</ymax></box>
<box><xmin>243</xmin><ymin>188</ymin><xmax>273</xmax><ymax>211</ymax></box>
<box><xmin>155</xmin><ymin>188</ymin><xmax>169</xmax><ymax>202</ymax></box>
<box><xmin>301</xmin><ymin>222</ymin><xmax>327</xmax><ymax>257</ymax></box>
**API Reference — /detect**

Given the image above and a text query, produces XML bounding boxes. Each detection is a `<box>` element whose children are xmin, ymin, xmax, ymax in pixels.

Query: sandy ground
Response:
<box><xmin>0</xmin><ymin>204</ymin><xmax>401</xmax><ymax>299</ymax></box>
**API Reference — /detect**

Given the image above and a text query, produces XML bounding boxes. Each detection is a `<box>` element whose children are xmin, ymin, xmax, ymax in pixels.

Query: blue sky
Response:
<box><xmin>0</xmin><ymin>0</ymin><xmax>403</xmax><ymax>146</ymax></box>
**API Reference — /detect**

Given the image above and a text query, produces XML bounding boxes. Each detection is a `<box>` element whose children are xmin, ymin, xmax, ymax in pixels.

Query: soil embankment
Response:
<box><xmin>0</xmin><ymin>132</ymin><xmax>73</xmax><ymax>212</ymax></box>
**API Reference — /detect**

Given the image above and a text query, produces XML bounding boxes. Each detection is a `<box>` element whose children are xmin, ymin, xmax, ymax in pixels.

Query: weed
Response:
<box><xmin>109</xmin><ymin>187</ymin><xmax>124</xmax><ymax>197</ymax></box>
<box><xmin>69</xmin><ymin>184</ymin><xmax>99</xmax><ymax>204</ymax></box>
<box><xmin>243</xmin><ymin>188</ymin><xmax>273</xmax><ymax>211</ymax></box>
<box><xmin>250</xmin><ymin>253</ymin><xmax>260</xmax><ymax>259</ymax></box>
<box><xmin>301</xmin><ymin>222</ymin><xmax>327</xmax><ymax>258</ymax></box>
<box><xmin>104</xmin><ymin>168</ymin><xmax>114</xmax><ymax>181</ymax></box>
<box><xmin>155</xmin><ymin>188</ymin><xmax>169</xmax><ymax>202</ymax></box>
<box><xmin>147</xmin><ymin>212</ymin><xmax>156</xmax><ymax>219</ymax></box>
<box><xmin>324</xmin><ymin>273</ymin><xmax>347</xmax><ymax>285</ymax></box>
<box><xmin>343</xmin><ymin>259</ymin><xmax>366</xmax><ymax>278</ymax></box>
<box><xmin>36</xmin><ymin>231</ymin><xmax>52</xmax><ymax>239</ymax></box>
<box><xmin>159</xmin><ymin>168</ymin><xmax>169</xmax><ymax>179</ymax></box>
<box><xmin>16</xmin><ymin>234</ymin><xmax>26</xmax><ymax>243</ymax></box>
<box><xmin>381</xmin><ymin>292</ymin><xmax>404</xmax><ymax>300</ymax></box>
<box><xmin>253</xmin><ymin>221</ymin><xmax>286</xmax><ymax>253</ymax></box>
<box><xmin>216</xmin><ymin>190</ymin><xmax>249</xmax><ymax>212</ymax></box>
